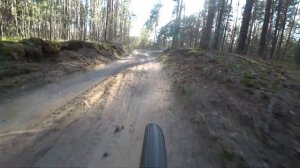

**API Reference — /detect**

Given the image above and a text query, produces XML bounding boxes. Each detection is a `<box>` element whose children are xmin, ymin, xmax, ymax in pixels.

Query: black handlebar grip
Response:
<box><xmin>140</xmin><ymin>123</ymin><xmax>168</xmax><ymax>168</ymax></box>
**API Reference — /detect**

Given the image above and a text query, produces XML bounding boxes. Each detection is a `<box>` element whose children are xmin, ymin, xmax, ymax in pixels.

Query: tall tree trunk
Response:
<box><xmin>109</xmin><ymin>0</ymin><xmax>114</xmax><ymax>41</ymax></box>
<box><xmin>295</xmin><ymin>38</ymin><xmax>300</xmax><ymax>64</ymax></box>
<box><xmin>200</xmin><ymin>0</ymin><xmax>217</xmax><ymax>49</ymax></box>
<box><xmin>172</xmin><ymin>0</ymin><xmax>183</xmax><ymax>48</ymax></box>
<box><xmin>284</xmin><ymin>2</ymin><xmax>299</xmax><ymax>55</ymax></box>
<box><xmin>236</xmin><ymin>0</ymin><xmax>254</xmax><ymax>54</ymax></box>
<box><xmin>221</xmin><ymin>0</ymin><xmax>233</xmax><ymax>51</ymax></box>
<box><xmin>114</xmin><ymin>0</ymin><xmax>119</xmax><ymax>41</ymax></box>
<box><xmin>213</xmin><ymin>0</ymin><xmax>227</xmax><ymax>50</ymax></box>
<box><xmin>83</xmin><ymin>0</ymin><xmax>88</xmax><ymax>41</ymax></box>
<box><xmin>246</xmin><ymin>0</ymin><xmax>257</xmax><ymax>53</ymax></box>
<box><xmin>0</xmin><ymin>0</ymin><xmax>2</xmax><ymax>40</ymax></box>
<box><xmin>270</xmin><ymin>0</ymin><xmax>283</xmax><ymax>59</ymax></box>
<box><xmin>259</xmin><ymin>0</ymin><xmax>273</xmax><ymax>57</ymax></box>
<box><xmin>105</xmin><ymin>0</ymin><xmax>111</xmax><ymax>42</ymax></box>
<box><xmin>13</xmin><ymin>0</ymin><xmax>19</xmax><ymax>36</ymax></box>
<box><xmin>229</xmin><ymin>26</ymin><xmax>237</xmax><ymax>52</ymax></box>
<box><xmin>276</xmin><ymin>0</ymin><xmax>289</xmax><ymax>59</ymax></box>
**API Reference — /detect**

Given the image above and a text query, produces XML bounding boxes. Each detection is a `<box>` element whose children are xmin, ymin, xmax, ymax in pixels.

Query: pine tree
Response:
<box><xmin>236</xmin><ymin>0</ymin><xmax>255</xmax><ymax>54</ymax></box>
<box><xmin>200</xmin><ymin>0</ymin><xmax>217</xmax><ymax>49</ymax></box>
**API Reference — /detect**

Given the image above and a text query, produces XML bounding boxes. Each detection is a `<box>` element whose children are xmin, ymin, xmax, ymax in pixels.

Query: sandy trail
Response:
<box><xmin>0</xmin><ymin>51</ymin><xmax>216</xmax><ymax>167</ymax></box>
<box><xmin>0</xmin><ymin>52</ymin><xmax>154</xmax><ymax>133</ymax></box>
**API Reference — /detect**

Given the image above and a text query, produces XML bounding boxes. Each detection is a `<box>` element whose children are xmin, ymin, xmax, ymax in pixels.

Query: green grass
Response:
<box><xmin>1</xmin><ymin>36</ymin><xmax>23</xmax><ymax>42</ymax></box>
<box><xmin>219</xmin><ymin>149</ymin><xmax>235</xmax><ymax>162</ymax></box>
<box><xmin>159</xmin><ymin>53</ymin><xmax>170</xmax><ymax>63</ymax></box>
<box><xmin>241</xmin><ymin>74</ymin><xmax>256</xmax><ymax>88</ymax></box>
<box><xmin>272</xmin><ymin>60</ymin><xmax>300</xmax><ymax>72</ymax></box>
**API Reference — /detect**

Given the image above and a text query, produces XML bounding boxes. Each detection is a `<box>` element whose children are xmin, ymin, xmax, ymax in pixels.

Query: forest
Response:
<box><xmin>0</xmin><ymin>0</ymin><xmax>299</xmax><ymax>63</ymax></box>
<box><xmin>152</xmin><ymin>0</ymin><xmax>300</xmax><ymax>63</ymax></box>
<box><xmin>0</xmin><ymin>0</ymin><xmax>132</xmax><ymax>44</ymax></box>
<box><xmin>0</xmin><ymin>0</ymin><xmax>300</xmax><ymax>167</ymax></box>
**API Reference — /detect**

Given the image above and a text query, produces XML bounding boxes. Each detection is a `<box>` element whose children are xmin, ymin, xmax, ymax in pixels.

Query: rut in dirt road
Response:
<box><xmin>0</xmin><ymin>51</ymin><xmax>217</xmax><ymax>168</ymax></box>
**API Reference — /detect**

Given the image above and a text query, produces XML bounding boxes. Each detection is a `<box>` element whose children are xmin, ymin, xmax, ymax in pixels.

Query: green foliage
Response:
<box><xmin>242</xmin><ymin>74</ymin><xmax>256</xmax><ymax>88</ymax></box>
<box><xmin>125</xmin><ymin>37</ymin><xmax>140</xmax><ymax>50</ymax></box>
<box><xmin>159</xmin><ymin>53</ymin><xmax>170</xmax><ymax>63</ymax></box>
<box><xmin>0</xmin><ymin>43</ymin><xmax>27</xmax><ymax>61</ymax></box>
<box><xmin>0</xmin><ymin>38</ymin><xmax>125</xmax><ymax>63</ymax></box>
<box><xmin>43</xmin><ymin>40</ymin><xmax>61</xmax><ymax>54</ymax></box>
<box><xmin>0</xmin><ymin>0</ymin><xmax>132</xmax><ymax>44</ymax></box>
<box><xmin>21</xmin><ymin>38</ymin><xmax>43</xmax><ymax>46</ymax></box>
<box><xmin>145</xmin><ymin>2</ymin><xmax>163</xmax><ymax>31</ymax></box>
<box><xmin>137</xmin><ymin>29</ymin><xmax>153</xmax><ymax>49</ymax></box>
<box><xmin>98</xmin><ymin>43</ymin><xmax>112</xmax><ymax>50</ymax></box>
<box><xmin>1</xmin><ymin>37</ymin><xmax>23</xmax><ymax>42</ymax></box>
<box><xmin>156</xmin><ymin>21</ymin><xmax>175</xmax><ymax>48</ymax></box>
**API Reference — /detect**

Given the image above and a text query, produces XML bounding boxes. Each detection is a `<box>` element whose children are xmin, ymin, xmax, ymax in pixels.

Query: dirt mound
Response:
<box><xmin>0</xmin><ymin>38</ymin><xmax>125</xmax><ymax>63</ymax></box>
<box><xmin>61</xmin><ymin>40</ymin><xmax>124</xmax><ymax>59</ymax></box>
<box><xmin>0</xmin><ymin>38</ymin><xmax>125</xmax><ymax>99</ymax></box>
<box><xmin>0</xmin><ymin>38</ymin><xmax>61</xmax><ymax>62</ymax></box>
<box><xmin>163</xmin><ymin>49</ymin><xmax>300</xmax><ymax>167</ymax></box>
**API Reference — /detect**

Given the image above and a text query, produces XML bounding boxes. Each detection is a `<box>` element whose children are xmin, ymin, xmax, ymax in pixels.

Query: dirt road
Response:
<box><xmin>0</xmin><ymin>50</ymin><xmax>217</xmax><ymax>167</ymax></box>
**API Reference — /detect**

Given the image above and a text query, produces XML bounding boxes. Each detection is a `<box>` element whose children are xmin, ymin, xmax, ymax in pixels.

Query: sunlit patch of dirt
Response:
<box><xmin>0</xmin><ymin>74</ymin><xmax>126</xmax><ymax>165</ymax></box>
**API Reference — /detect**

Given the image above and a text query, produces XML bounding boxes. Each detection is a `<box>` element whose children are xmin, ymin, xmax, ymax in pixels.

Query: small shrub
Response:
<box><xmin>42</xmin><ymin>40</ymin><xmax>61</xmax><ymax>55</ymax></box>
<box><xmin>242</xmin><ymin>74</ymin><xmax>256</xmax><ymax>88</ymax></box>
<box><xmin>20</xmin><ymin>37</ymin><xmax>43</xmax><ymax>46</ymax></box>
<box><xmin>0</xmin><ymin>43</ymin><xmax>27</xmax><ymax>61</ymax></box>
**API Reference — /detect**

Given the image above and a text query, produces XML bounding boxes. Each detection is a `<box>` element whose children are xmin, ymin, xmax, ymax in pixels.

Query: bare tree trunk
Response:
<box><xmin>0</xmin><ymin>0</ymin><xmax>2</xmax><ymax>40</ymax></box>
<box><xmin>221</xmin><ymin>0</ymin><xmax>233</xmax><ymax>51</ymax></box>
<box><xmin>259</xmin><ymin>0</ymin><xmax>273</xmax><ymax>57</ymax></box>
<box><xmin>110</xmin><ymin>0</ymin><xmax>114</xmax><ymax>41</ymax></box>
<box><xmin>213</xmin><ymin>0</ymin><xmax>227</xmax><ymax>50</ymax></box>
<box><xmin>283</xmin><ymin>2</ymin><xmax>299</xmax><ymax>55</ymax></box>
<box><xmin>270</xmin><ymin>0</ymin><xmax>283</xmax><ymax>59</ymax></box>
<box><xmin>236</xmin><ymin>0</ymin><xmax>255</xmax><ymax>54</ymax></box>
<box><xmin>276</xmin><ymin>0</ymin><xmax>289</xmax><ymax>59</ymax></box>
<box><xmin>246</xmin><ymin>0</ymin><xmax>258</xmax><ymax>53</ymax></box>
<box><xmin>295</xmin><ymin>39</ymin><xmax>300</xmax><ymax>64</ymax></box>
<box><xmin>172</xmin><ymin>0</ymin><xmax>183</xmax><ymax>48</ymax></box>
<box><xmin>229</xmin><ymin>26</ymin><xmax>237</xmax><ymax>53</ymax></box>
<box><xmin>200</xmin><ymin>0</ymin><xmax>217</xmax><ymax>49</ymax></box>
<box><xmin>105</xmin><ymin>0</ymin><xmax>111</xmax><ymax>42</ymax></box>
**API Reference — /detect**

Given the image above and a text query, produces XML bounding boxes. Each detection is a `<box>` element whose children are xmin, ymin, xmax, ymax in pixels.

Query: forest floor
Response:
<box><xmin>162</xmin><ymin>48</ymin><xmax>300</xmax><ymax>167</ymax></box>
<box><xmin>0</xmin><ymin>49</ymin><xmax>299</xmax><ymax>167</ymax></box>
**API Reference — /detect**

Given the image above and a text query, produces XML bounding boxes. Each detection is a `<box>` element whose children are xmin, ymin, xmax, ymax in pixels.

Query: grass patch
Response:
<box><xmin>0</xmin><ymin>63</ymin><xmax>42</xmax><ymax>80</ymax></box>
<box><xmin>1</xmin><ymin>36</ymin><xmax>23</xmax><ymax>42</ymax></box>
<box><xmin>0</xmin><ymin>43</ymin><xmax>27</xmax><ymax>61</ymax></box>
<box><xmin>20</xmin><ymin>37</ymin><xmax>43</xmax><ymax>46</ymax></box>
<box><xmin>173</xmin><ymin>82</ymin><xmax>193</xmax><ymax>97</ymax></box>
<box><xmin>219</xmin><ymin>149</ymin><xmax>235</xmax><ymax>162</ymax></box>
<box><xmin>219</xmin><ymin>149</ymin><xmax>246</xmax><ymax>167</ymax></box>
<box><xmin>273</xmin><ymin>60</ymin><xmax>300</xmax><ymax>72</ymax></box>
<box><xmin>242</xmin><ymin>74</ymin><xmax>256</xmax><ymax>88</ymax></box>
<box><xmin>159</xmin><ymin>53</ymin><xmax>170</xmax><ymax>63</ymax></box>
<box><xmin>183</xmin><ymin>85</ymin><xmax>193</xmax><ymax>97</ymax></box>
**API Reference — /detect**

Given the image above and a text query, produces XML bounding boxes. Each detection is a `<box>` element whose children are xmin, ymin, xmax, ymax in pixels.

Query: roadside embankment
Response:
<box><xmin>0</xmin><ymin>38</ymin><xmax>125</xmax><ymax>99</ymax></box>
